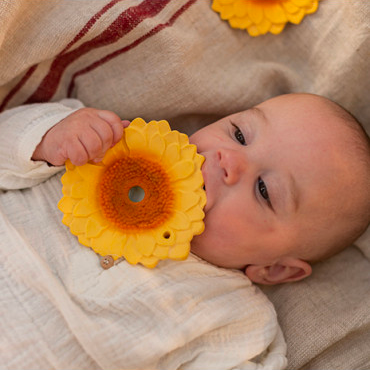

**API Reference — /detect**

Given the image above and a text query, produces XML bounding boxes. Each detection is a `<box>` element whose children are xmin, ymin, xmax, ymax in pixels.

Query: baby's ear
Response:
<box><xmin>244</xmin><ymin>257</ymin><xmax>312</xmax><ymax>285</ymax></box>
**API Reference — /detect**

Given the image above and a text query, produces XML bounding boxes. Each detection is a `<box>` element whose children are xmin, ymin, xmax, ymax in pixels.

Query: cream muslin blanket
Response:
<box><xmin>0</xmin><ymin>0</ymin><xmax>370</xmax><ymax>369</ymax></box>
<box><xmin>0</xmin><ymin>102</ymin><xmax>286</xmax><ymax>370</ymax></box>
<box><xmin>0</xmin><ymin>157</ymin><xmax>285</xmax><ymax>370</ymax></box>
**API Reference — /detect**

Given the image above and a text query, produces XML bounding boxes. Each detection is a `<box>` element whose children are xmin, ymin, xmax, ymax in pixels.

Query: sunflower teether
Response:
<box><xmin>58</xmin><ymin>118</ymin><xmax>206</xmax><ymax>268</ymax></box>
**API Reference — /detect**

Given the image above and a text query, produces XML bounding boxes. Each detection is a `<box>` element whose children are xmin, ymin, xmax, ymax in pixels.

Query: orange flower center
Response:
<box><xmin>99</xmin><ymin>156</ymin><xmax>175</xmax><ymax>231</ymax></box>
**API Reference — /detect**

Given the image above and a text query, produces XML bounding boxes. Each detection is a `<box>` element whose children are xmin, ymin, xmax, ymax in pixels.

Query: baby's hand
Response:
<box><xmin>32</xmin><ymin>108</ymin><xmax>130</xmax><ymax>166</ymax></box>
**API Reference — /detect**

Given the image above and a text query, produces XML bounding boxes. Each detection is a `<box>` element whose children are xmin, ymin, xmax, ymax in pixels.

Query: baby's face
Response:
<box><xmin>189</xmin><ymin>94</ymin><xmax>354</xmax><ymax>271</ymax></box>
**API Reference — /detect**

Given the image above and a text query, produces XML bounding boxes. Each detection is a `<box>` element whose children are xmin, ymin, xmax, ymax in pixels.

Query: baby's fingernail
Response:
<box><xmin>93</xmin><ymin>157</ymin><xmax>103</xmax><ymax>163</ymax></box>
<box><xmin>122</xmin><ymin>120</ymin><xmax>130</xmax><ymax>127</ymax></box>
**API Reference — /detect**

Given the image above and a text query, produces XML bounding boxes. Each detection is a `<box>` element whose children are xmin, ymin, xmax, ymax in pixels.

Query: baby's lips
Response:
<box><xmin>200</xmin><ymin>159</ymin><xmax>208</xmax><ymax>192</ymax></box>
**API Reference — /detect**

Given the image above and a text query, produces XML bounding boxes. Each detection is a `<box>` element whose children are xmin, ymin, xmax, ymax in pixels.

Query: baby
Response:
<box><xmin>32</xmin><ymin>93</ymin><xmax>370</xmax><ymax>284</ymax></box>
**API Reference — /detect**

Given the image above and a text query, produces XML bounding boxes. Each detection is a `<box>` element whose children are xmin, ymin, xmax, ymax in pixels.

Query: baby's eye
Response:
<box><xmin>258</xmin><ymin>177</ymin><xmax>270</xmax><ymax>202</ymax></box>
<box><xmin>232</xmin><ymin>124</ymin><xmax>246</xmax><ymax>145</ymax></box>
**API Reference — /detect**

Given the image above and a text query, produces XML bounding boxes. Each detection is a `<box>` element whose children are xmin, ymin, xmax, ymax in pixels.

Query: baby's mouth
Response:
<box><xmin>201</xmin><ymin>161</ymin><xmax>209</xmax><ymax>211</ymax></box>
<box><xmin>201</xmin><ymin>161</ymin><xmax>207</xmax><ymax>192</ymax></box>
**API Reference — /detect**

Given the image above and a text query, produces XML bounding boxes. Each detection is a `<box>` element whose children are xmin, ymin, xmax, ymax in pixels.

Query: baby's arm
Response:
<box><xmin>0</xmin><ymin>100</ymin><xmax>93</xmax><ymax>189</ymax></box>
<box><xmin>32</xmin><ymin>108</ymin><xmax>129</xmax><ymax>166</ymax></box>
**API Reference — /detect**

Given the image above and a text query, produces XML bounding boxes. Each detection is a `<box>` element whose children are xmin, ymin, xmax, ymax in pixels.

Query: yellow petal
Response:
<box><xmin>180</xmin><ymin>145</ymin><xmax>196</xmax><ymax>161</ymax></box>
<box><xmin>73</xmin><ymin>198</ymin><xmax>98</xmax><ymax>217</ymax></box>
<box><xmin>264</xmin><ymin>3</ymin><xmax>287</xmax><ymax>24</ymax></box>
<box><xmin>71</xmin><ymin>181</ymin><xmax>89</xmax><ymax>199</ymax></box>
<box><xmin>270</xmin><ymin>23</ymin><xmax>286</xmax><ymax>34</ymax></box>
<box><xmin>58</xmin><ymin>196</ymin><xmax>77</xmax><ymax>213</ymax></box>
<box><xmin>112</xmin><ymin>138</ymin><xmax>130</xmax><ymax>157</ymax></box>
<box><xmin>130</xmin><ymin>117</ymin><xmax>147</xmax><ymax>129</ymax></box>
<box><xmin>178</xmin><ymin>133</ymin><xmax>189</xmax><ymax>148</ymax></box>
<box><xmin>163</xmin><ymin>142</ymin><xmax>180</xmax><ymax>166</ymax></box>
<box><xmin>139</xmin><ymin>256</ymin><xmax>159</xmax><ymax>268</ymax></box>
<box><xmin>286</xmin><ymin>8</ymin><xmax>304</xmax><ymax>24</ymax></box>
<box><xmin>168</xmin><ymin>243</ymin><xmax>190</xmax><ymax>260</ymax></box>
<box><xmin>102</xmin><ymin>145</ymin><xmax>120</xmax><ymax>167</ymax></box>
<box><xmin>168</xmin><ymin>210</ymin><xmax>191</xmax><ymax>231</ymax></box>
<box><xmin>78</xmin><ymin>234</ymin><xmax>90</xmax><ymax>247</ymax></box>
<box><xmin>191</xmin><ymin>220</ymin><xmax>205</xmax><ymax>235</ymax></box>
<box><xmin>175</xmin><ymin>190</ymin><xmax>200</xmax><ymax>211</ymax></box>
<box><xmin>256</xmin><ymin>18</ymin><xmax>271</xmax><ymax>35</ymax></box>
<box><xmin>173</xmin><ymin>229</ymin><xmax>193</xmax><ymax>244</ymax></box>
<box><xmin>86</xmin><ymin>216</ymin><xmax>107</xmax><ymax>238</ymax></box>
<box><xmin>186</xmin><ymin>205</ymin><xmax>205</xmax><ymax>222</ymax></box>
<box><xmin>169</xmin><ymin>160</ymin><xmax>194</xmax><ymax>181</ymax></box>
<box><xmin>194</xmin><ymin>152</ymin><xmax>205</xmax><ymax>169</ymax></box>
<box><xmin>91</xmin><ymin>230</ymin><xmax>125</xmax><ymax>258</ymax></box>
<box><xmin>65</xmin><ymin>160</ymin><xmax>75</xmax><ymax>171</ymax></box>
<box><xmin>233</xmin><ymin>0</ymin><xmax>248</xmax><ymax>17</ymax></box>
<box><xmin>247</xmin><ymin>24</ymin><xmax>261</xmax><ymax>37</ymax></box>
<box><xmin>70</xmin><ymin>217</ymin><xmax>88</xmax><ymax>236</ymax></box>
<box><xmin>62</xmin><ymin>182</ymin><xmax>72</xmax><ymax>196</ymax></box>
<box><xmin>77</xmin><ymin>163</ymin><xmax>104</xmax><ymax>181</ymax></box>
<box><xmin>174</xmin><ymin>171</ymin><xmax>204</xmax><ymax>191</ymax></box>
<box><xmin>247</xmin><ymin>2</ymin><xmax>263</xmax><ymax>24</ymax></box>
<box><xmin>123</xmin><ymin>236</ymin><xmax>142</xmax><ymax>264</ymax></box>
<box><xmin>61</xmin><ymin>170</ymin><xmax>82</xmax><ymax>186</ymax></box>
<box><xmin>157</xmin><ymin>120</ymin><xmax>171</xmax><ymax>135</ymax></box>
<box><xmin>148</xmin><ymin>133</ymin><xmax>166</xmax><ymax>159</ymax></box>
<box><xmin>220</xmin><ymin>4</ymin><xmax>234</xmax><ymax>20</ymax></box>
<box><xmin>62</xmin><ymin>213</ymin><xmax>73</xmax><ymax>226</ymax></box>
<box><xmin>212</xmin><ymin>0</ymin><xmax>222</xmax><ymax>13</ymax></box>
<box><xmin>291</xmin><ymin>0</ymin><xmax>310</xmax><ymax>7</ymax></box>
<box><xmin>199</xmin><ymin>190</ymin><xmax>207</xmax><ymax>208</ymax></box>
<box><xmin>125</xmin><ymin>126</ymin><xmax>147</xmax><ymax>153</ymax></box>
<box><xmin>153</xmin><ymin>245</ymin><xmax>169</xmax><ymax>259</ymax></box>
<box><xmin>229</xmin><ymin>16</ymin><xmax>252</xmax><ymax>29</ymax></box>
<box><xmin>163</xmin><ymin>130</ymin><xmax>180</xmax><ymax>146</ymax></box>
<box><xmin>282</xmin><ymin>0</ymin><xmax>300</xmax><ymax>14</ymax></box>
<box><xmin>147</xmin><ymin>120</ymin><xmax>159</xmax><ymax>134</ymax></box>
<box><xmin>304</xmin><ymin>0</ymin><xmax>319</xmax><ymax>14</ymax></box>
<box><xmin>135</xmin><ymin>232</ymin><xmax>156</xmax><ymax>257</ymax></box>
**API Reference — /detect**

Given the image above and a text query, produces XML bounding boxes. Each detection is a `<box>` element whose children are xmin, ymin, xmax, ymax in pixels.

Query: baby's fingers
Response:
<box><xmin>66</xmin><ymin>139</ymin><xmax>89</xmax><ymax>166</ymax></box>
<box><xmin>97</xmin><ymin>110</ymin><xmax>125</xmax><ymax>147</ymax></box>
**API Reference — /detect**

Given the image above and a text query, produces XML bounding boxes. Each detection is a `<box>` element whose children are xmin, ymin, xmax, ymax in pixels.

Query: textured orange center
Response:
<box><xmin>99</xmin><ymin>157</ymin><xmax>174</xmax><ymax>231</ymax></box>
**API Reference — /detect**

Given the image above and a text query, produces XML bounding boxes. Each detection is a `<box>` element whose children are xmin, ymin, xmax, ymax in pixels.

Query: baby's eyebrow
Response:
<box><xmin>248</xmin><ymin>106</ymin><xmax>269</xmax><ymax>127</ymax></box>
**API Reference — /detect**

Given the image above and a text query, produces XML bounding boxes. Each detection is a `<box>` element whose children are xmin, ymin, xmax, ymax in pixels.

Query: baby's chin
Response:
<box><xmin>190</xmin><ymin>233</ymin><xmax>206</xmax><ymax>258</ymax></box>
<box><xmin>190</xmin><ymin>232</ymin><xmax>221</xmax><ymax>266</ymax></box>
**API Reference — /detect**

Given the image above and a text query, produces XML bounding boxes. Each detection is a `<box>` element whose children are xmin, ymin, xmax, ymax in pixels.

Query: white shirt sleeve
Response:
<box><xmin>0</xmin><ymin>99</ymin><xmax>84</xmax><ymax>190</ymax></box>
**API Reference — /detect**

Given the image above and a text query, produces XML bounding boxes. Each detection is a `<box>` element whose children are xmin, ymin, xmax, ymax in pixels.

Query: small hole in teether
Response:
<box><xmin>128</xmin><ymin>186</ymin><xmax>145</xmax><ymax>203</ymax></box>
<box><xmin>163</xmin><ymin>231</ymin><xmax>171</xmax><ymax>239</ymax></box>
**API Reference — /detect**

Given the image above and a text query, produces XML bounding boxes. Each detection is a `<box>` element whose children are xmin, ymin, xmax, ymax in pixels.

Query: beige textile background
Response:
<box><xmin>0</xmin><ymin>0</ymin><xmax>369</xmax><ymax>369</ymax></box>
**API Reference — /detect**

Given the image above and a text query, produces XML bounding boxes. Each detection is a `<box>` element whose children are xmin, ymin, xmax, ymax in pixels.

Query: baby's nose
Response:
<box><xmin>218</xmin><ymin>149</ymin><xmax>245</xmax><ymax>185</ymax></box>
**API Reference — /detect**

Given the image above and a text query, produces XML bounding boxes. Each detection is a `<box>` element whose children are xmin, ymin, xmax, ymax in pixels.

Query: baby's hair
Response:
<box><xmin>308</xmin><ymin>96</ymin><xmax>370</xmax><ymax>263</ymax></box>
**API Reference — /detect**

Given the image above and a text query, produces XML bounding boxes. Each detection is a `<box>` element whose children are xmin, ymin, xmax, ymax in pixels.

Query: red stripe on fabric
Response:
<box><xmin>0</xmin><ymin>0</ymin><xmax>123</xmax><ymax>112</ymax></box>
<box><xmin>0</xmin><ymin>65</ymin><xmax>37</xmax><ymax>112</ymax></box>
<box><xmin>24</xmin><ymin>0</ymin><xmax>171</xmax><ymax>105</ymax></box>
<box><xmin>67</xmin><ymin>0</ymin><xmax>198</xmax><ymax>97</ymax></box>
<box><xmin>59</xmin><ymin>0</ymin><xmax>124</xmax><ymax>55</ymax></box>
